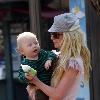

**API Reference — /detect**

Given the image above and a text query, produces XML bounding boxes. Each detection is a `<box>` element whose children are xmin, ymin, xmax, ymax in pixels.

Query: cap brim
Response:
<box><xmin>48</xmin><ymin>24</ymin><xmax>68</xmax><ymax>32</ymax></box>
<box><xmin>48</xmin><ymin>25</ymin><xmax>57</xmax><ymax>32</ymax></box>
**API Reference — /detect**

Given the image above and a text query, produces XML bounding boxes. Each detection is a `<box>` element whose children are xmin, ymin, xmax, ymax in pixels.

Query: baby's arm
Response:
<box><xmin>18</xmin><ymin>65</ymin><xmax>29</xmax><ymax>83</ymax></box>
<box><xmin>44</xmin><ymin>59</ymin><xmax>52</xmax><ymax>70</ymax></box>
<box><xmin>45</xmin><ymin>50</ymin><xmax>58</xmax><ymax>70</ymax></box>
<box><xmin>18</xmin><ymin>64</ymin><xmax>37</xmax><ymax>83</ymax></box>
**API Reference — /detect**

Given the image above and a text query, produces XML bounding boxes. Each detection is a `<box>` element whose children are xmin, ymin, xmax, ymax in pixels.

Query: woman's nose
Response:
<box><xmin>51</xmin><ymin>35</ymin><xmax>53</xmax><ymax>40</ymax></box>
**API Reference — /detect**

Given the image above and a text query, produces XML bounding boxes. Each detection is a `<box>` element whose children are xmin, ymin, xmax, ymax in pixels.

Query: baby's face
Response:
<box><xmin>21</xmin><ymin>37</ymin><xmax>40</xmax><ymax>59</ymax></box>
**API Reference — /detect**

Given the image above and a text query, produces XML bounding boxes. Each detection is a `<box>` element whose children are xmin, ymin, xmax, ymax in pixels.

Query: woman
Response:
<box><xmin>26</xmin><ymin>13</ymin><xmax>91</xmax><ymax>100</ymax></box>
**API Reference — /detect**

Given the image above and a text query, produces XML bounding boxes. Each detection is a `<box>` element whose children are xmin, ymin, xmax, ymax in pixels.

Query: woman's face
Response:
<box><xmin>51</xmin><ymin>32</ymin><xmax>63</xmax><ymax>49</ymax></box>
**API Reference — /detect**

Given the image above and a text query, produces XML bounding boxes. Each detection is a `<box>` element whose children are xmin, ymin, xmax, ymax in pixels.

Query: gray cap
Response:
<box><xmin>48</xmin><ymin>13</ymin><xmax>80</xmax><ymax>32</ymax></box>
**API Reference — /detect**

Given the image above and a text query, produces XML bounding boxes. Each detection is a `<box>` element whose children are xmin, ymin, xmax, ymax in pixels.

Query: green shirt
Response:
<box><xmin>18</xmin><ymin>49</ymin><xmax>57</xmax><ymax>85</ymax></box>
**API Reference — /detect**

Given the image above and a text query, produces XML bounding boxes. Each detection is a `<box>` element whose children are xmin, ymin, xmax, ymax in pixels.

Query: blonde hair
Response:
<box><xmin>51</xmin><ymin>28</ymin><xmax>91</xmax><ymax>87</ymax></box>
<box><xmin>17</xmin><ymin>32</ymin><xmax>37</xmax><ymax>50</ymax></box>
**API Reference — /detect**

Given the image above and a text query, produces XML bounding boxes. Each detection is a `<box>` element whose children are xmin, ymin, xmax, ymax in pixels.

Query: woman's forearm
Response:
<box><xmin>31</xmin><ymin>68</ymin><xmax>79</xmax><ymax>100</ymax></box>
<box><xmin>32</xmin><ymin>77</ymin><xmax>61</xmax><ymax>100</ymax></box>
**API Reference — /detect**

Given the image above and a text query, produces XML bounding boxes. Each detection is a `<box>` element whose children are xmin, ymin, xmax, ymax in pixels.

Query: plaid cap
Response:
<box><xmin>48</xmin><ymin>13</ymin><xmax>80</xmax><ymax>32</ymax></box>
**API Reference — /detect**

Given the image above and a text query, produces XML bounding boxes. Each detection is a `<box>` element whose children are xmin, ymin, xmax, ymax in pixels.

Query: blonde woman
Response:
<box><xmin>26</xmin><ymin>13</ymin><xmax>91</xmax><ymax>100</ymax></box>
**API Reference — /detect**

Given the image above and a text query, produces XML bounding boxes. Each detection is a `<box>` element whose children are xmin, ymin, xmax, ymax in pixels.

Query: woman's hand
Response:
<box><xmin>25</xmin><ymin>72</ymin><xmax>38</xmax><ymax>84</ymax></box>
<box><xmin>25</xmin><ymin>72</ymin><xmax>34</xmax><ymax>81</ymax></box>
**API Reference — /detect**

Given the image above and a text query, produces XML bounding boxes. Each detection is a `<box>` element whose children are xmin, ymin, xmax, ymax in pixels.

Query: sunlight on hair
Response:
<box><xmin>51</xmin><ymin>28</ymin><xmax>91</xmax><ymax>87</ymax></box>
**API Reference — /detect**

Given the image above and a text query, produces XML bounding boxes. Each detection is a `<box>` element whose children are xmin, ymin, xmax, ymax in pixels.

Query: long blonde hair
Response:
<box><xmin>51</xmin><ymin>28</ymin><xmax>91</xmax><ymax>87</ymax></box>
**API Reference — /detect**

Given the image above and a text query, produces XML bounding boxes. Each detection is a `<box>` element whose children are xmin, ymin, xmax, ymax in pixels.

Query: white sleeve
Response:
<box><xmin>67</xmin><ymin>57</ymin><xmax>84</xmax><ymax>74</ymax></box>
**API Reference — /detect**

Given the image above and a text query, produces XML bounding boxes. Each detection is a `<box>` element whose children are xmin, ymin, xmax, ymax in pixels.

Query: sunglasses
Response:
<box><xmin>51</xmin><ymin>33</ymin><xmax>63</xmax><ymax>39</ymax></box>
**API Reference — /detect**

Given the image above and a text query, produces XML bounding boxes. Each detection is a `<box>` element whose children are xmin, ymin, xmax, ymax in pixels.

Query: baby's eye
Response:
<box><xmin>28</xmin><ymin>43</ymin><xmax>32</xmax><ymax>47</ymax></box>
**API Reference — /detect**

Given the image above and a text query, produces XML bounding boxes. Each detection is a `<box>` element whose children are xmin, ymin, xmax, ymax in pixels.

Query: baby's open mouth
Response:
<box><xmin>33</xmin><ymin>48</ymin><xmax>38</xmax><ymax>52</ymax></box>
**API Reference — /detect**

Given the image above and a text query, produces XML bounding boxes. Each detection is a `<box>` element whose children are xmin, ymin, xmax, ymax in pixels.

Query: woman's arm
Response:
<box><xmin>30</xmin><ymin>68</ymin><xmax>79</xmax><ymax>100</ymax></box>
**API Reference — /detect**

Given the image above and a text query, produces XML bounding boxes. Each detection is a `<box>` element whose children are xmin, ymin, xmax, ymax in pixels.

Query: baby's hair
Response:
<box><xmin>17</xmin><ymin>32</ymin><xmax>37</xmax><ymax>50</ymax></box>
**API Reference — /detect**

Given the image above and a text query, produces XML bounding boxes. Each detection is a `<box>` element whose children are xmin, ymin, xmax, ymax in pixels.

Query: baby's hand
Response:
<box><xmin>44</xmin><ymin>60</ymin><xmax>52</xmax><ymax>70</ymax></box>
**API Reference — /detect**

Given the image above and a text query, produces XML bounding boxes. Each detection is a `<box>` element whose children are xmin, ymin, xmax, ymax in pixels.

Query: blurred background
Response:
<box><xmin>0</xmin><ymin>0</ymin><xmax>69</xmax><ymax>100</ymax></box>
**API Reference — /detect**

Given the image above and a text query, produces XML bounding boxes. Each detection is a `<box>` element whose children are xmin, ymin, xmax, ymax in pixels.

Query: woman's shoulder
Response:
<box><xmin>67</xmin><ymin>56</ymin><xmax>84</xmax><ymax>73</ymax></box>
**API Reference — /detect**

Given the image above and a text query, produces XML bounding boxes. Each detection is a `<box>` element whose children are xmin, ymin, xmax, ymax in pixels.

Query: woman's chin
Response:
<box><xmin>54</xmin><ymin>45</ymin><xmax>60</xmax><ymax>49</ymax></box>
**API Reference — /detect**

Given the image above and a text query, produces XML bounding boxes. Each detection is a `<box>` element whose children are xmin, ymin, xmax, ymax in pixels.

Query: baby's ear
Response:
<box><xmin>17</xmin><ymin>47</ymin><xmax>24</xmax><ymax>55</ymax></box>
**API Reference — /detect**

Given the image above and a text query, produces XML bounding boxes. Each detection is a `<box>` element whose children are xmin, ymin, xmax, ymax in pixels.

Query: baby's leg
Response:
<box><xmin>26</xmin><ymin>85</ymin><xmax>36</xmax><ymax>100</ymax></box>
<box><xmin>30</xmin><ymin>88</ymin><xmax>35</xmax><ymax>100</ymax></box>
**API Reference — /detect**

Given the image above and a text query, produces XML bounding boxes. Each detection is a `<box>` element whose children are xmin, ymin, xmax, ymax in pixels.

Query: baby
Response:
<box><xmin>17</xmin><ymin>32</ymin><xmax>57</xmax><ymax>100</ymax></box>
